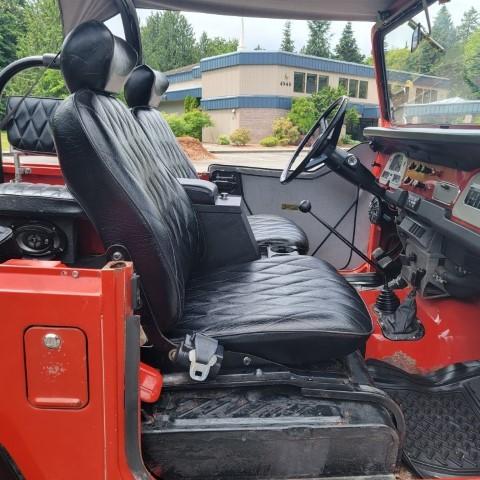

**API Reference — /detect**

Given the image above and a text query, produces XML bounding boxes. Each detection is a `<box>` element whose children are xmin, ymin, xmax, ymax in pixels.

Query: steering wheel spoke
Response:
<box><xmin>280</xmin><ymin>96</ymin><xmax>348</xmax><ymax>184</ymax></box>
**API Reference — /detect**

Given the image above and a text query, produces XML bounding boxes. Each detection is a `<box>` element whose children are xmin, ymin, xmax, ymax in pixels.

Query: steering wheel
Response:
<box><xmin>280</xmin><ymin>96</ymin><xmax>348</xmax><ymax>184</ymax></box>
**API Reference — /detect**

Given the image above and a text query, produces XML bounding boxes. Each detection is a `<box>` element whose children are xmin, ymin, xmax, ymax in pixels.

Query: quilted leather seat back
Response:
<box><xmin>124</xmin><ymin>65</ymin><xmax>197</xmax><ymax>179</ymax></box>
<box><xmin>132</xmin><ymin>108</ymin><xmax>197</xmax><ymax>179</ymax></box>
<box><xmin>51</xmin><ymin>22</ymin><xmax>203</xmax><ymax>339</ymax></box>
<box><xmin>6</xmin><ymin>96</ymin><xmax>61</xmax><ymax>154</ymax></box>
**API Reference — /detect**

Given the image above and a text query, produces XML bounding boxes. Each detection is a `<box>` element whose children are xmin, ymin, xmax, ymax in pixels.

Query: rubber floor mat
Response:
<box><xmin>368</xmin><ymin>360</ymin><xmax>480</xmax><ymax>478</ymax></box>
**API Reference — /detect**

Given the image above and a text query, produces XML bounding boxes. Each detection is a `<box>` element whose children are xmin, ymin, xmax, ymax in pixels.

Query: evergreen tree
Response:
<box><xmin>16</xmin><ymin>0</ymin><xmax>62</xmax><ymax>57</ymax></box>
<box><xmin>457</xmin><ymin>7</ymin><xmax>480</xmax><ymax>43</ymax></box>
<box><xmin>280</xmin><ymin>21</ymin><xmax>295</xmax><ymax>52</ymax></box>
<box><xmin>406</xmin><ymin>5</ymin><xmax>456</xmax><ymax>75</ymax></box>
<box><xmin>197</xmin><ymin>32</ymin><xmax>238</xmax><ymax>59</ymax></box>
<box><xmin>334</xmin><ymin>22</ymin><xmax>364</xmax><ymax>63</ymax></box>
<box><xmin>0</xmin><ymin>0</ymin><xmax>25</xmax><ymax>70</ymax></box>
<box><xmin>384</xmin><ymin>48</ymin><xmax>410</xmax><ymax>70</ymax></box>
<box><xmin>7</xmin><ymin>0</ymin><xmax>66</xmax><ymax>99</ymax></box>
<box><xmin>303</xmin><ymin>21</ymin><xmax>331</xmax><ymax>58</ymax></box>
<box><xmin>142</xmin><ymin>11</ymin><xmax>197</xmax><ymax>72</ymax></box>
<box><xmin>464</xmin><ymin>29</ymin><xmax>480</xmax><ymax>98</ymax></box>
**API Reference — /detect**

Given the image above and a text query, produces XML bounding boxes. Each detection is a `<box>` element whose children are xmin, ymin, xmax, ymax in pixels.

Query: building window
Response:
<box><xmin>294</xmin><ymin>72</ymin><xmax>305</xmax><ymax>93</ymax></box>
<box><xmin>359</xmin><ymin>80</ymin><xmax>368</xmax><ymax>99</ymax></box>
<box><xmin>415</xmin><ymin>88</ymin><xmax>437</xmax><ymax>104</ymax></box>
<box><xmin>306</xmin><ymin>74</ymin><xmax>317</xmax><ymax>94</ymax></box>
<box><xmin>348</xmin><ymin>79</ymin><xmax>359</xmax><ymax>98</ymax></box>
<box><xmin>318</xmin><ymin>76</ymin><xmax>329</xmax><ymax>91</ymax></box>
<box><xmin>339</xmin><ymin>77</ymin><xmax>348</xmax><ymax>91</ymax></box>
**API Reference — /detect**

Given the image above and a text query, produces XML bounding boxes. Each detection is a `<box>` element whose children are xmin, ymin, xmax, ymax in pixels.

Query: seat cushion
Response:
<box><xmin>247</xmin><ymin>214</ymin><xmax>309</xmax><ymax>254</ymax></box>
<box><xmin>0</xmin><ymin>182</ymin><xmax>83</xmax><ymax>217</ymax></box>
<box><xmin>171</xmin><ymin>255</ymin><xmax>372</xmax><ymax>366</ymax></box>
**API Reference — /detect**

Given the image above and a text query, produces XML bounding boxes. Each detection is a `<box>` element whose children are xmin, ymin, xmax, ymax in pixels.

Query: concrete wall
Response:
<box><xmin>238</xmin><ymin>108</ymin><xmax>289</xmax><ymax>143</ymax></box>
<box><xmin>203</xmin><ymin>109</ymin><xmax>240</xmax><ymax>143</ymax></box>
<box><xmin>202</xmin><ymin>107</ymin><xmax>289</xmax><ymax>143</ymax></box>
<box><xmin>188</xmin><ymin>64</ymin><xmax>381</xmax><ymax>104</ymax></box>
<box><xmin>159</xmin><ymin>100</ymin><xmax>184</xmax><ymax>114</ymax></box>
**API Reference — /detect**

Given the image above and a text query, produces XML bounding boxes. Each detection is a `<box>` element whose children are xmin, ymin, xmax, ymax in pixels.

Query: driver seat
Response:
<box><xmin>51</xmin><ymin>22</ymin><xmax>372</xmax><ymax>367</ymax></box>
<box><xmin>123</xmin><ymin>64</ymin><xmax>309</xmax><ymax>254</ymax></box>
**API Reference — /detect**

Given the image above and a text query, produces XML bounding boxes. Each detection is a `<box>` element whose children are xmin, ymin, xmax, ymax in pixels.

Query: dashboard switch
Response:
<box><xmin>406</xmin><ymin>194</ymin><xmax>420</xmax><ymax>210</ymax></box>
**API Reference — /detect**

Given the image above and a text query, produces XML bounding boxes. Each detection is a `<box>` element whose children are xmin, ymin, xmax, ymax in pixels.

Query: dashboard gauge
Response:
<box><xmin>368</xmin><ymin>197</ymin><xmax>393</xmax><ymax>225</ymax></box>
<box><xmin>380</xmin><ymin>152</ymin><xmax>408</xmax><ymax>189</ymax></box>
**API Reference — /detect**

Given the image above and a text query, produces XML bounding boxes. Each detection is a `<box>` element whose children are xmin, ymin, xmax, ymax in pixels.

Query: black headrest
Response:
<box><xmin>60</xmin><ymin>21</ymin><xmax>138</xmax><ymax>94</ymax></box>
<box><xmin>124</xmin><ymin>65</ymin><xmax>169</xmax><ymax>108</ymax></box>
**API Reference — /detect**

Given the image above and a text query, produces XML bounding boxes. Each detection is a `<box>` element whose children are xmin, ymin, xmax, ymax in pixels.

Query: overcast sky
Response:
<box><xmin>107</xmin><ymin>1</ymin><xmax>477</xmax><ymax>58</ymax></box>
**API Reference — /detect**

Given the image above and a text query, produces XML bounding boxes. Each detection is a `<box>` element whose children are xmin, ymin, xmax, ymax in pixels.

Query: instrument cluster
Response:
<box><xmin>380</xmin><ymin>152</ymin><xmax>480</xmax><ymax>229</ymax></box>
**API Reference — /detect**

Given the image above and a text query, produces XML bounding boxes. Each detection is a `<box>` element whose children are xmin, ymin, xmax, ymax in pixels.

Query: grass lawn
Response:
<box><xmin>1</xmin><ymin>131</ymin><xmax>9</xmax><ymax>152</ymax></box>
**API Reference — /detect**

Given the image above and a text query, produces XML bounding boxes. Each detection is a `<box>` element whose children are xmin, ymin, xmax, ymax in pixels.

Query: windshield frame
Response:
<box><xmin>375</xmin><ymin>0</ymin><xmax>480</xmax><ymax>129</ymax></box>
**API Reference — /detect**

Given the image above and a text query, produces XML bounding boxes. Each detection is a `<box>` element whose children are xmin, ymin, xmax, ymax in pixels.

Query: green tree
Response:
<box><xmin>384</xmin><ymin>48</ymin><xmax>410</xmax><ymax>70</ymax></box>
<box><xmin>184</xmin><ymin>96</ymin><xmax>200</xmax><ymax>112</ymax></box>
<box><xmin>457</xmin><ymin>7</ymin><xmax>480</xmax><ymax>43</ymax></box>
<box><xmin>407</xmin><ymin>5</ymin><xmax>456</xmax><ymax>75</ymax></box>
<box><xmin>334</xmin><ymin>22</ymin><xmax>364</xmax><ymax>63</ymax></box>
<box><xmin>197</xmin><ymin>32</ymin><xmax>238</xmax><ymax>59</ymax></box>
<box><xmin>302</xmin><ymin>21</ymin><xmax>331</xmax><ymax>58</ymax></box>
<box><xmin>0</xmin><ymin>0</ymin><xmax>26</xmax><ymax>70</ymax></box>
<box><xmin>142</xmin><ymin>11</ymin><xmax>197</xmax><ymax>72</ymax></box>
<box><xmin>7</xmin><ymin>0</ymin><xmax>66</xmax><ymax>99</ymax></box>
<box><xmin>16</xmin><ymin>0</ymin><xmax>62</xmax><ymax>58</ymax></box>
<box><xmin>280</xmin><ymin>21</ymin><xmax>295</xmax><ymax>53</ymax></box>
<box><xmin>464</xmin><ymin>29</ymin><xmax>480</xmax><ymax>98</ymax></box>
<box><xmin>287</xmin><ymin>97</ymin><xmax>317</xmax><ymax>133</ymax></box>
<box><xmin>311</xmin><ymin>85</ymin><xmax>347</xmax><ymax>114</ymax></box>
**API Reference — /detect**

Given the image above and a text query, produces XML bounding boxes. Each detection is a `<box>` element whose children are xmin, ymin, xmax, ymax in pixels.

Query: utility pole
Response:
<box><xmin>238</xmin><ymin>17</ymin><xmax>247</xmax><ymax>51</ymax></box>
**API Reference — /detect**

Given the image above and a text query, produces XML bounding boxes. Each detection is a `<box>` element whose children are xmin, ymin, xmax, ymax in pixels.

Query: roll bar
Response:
<box><xmin>0</xmin><ymin>55</ymin><xmax>61</xmax><ymax>183</ymax></box>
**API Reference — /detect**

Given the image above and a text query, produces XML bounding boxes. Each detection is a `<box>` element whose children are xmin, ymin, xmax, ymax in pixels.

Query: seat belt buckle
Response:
<box><xmin>174</xmin><ymin>333</ymin><xmax>224</xmax><ymax>382</ymax></box>
<box><xmin>188</xmin><ymin>349</ymin><xmax>218</xmax><ymax>381</ymax></box>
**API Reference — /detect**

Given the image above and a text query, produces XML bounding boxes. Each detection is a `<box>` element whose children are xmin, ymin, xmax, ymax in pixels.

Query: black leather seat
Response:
<box><xmin>124</xmin><ymin>65</ymin><xmax>309</xmax><ymax>254</ymax></box>
<box><xmin>51</xmin><ymin>21</ymin><xmax>372</xmax><ymax>367</ymax></box>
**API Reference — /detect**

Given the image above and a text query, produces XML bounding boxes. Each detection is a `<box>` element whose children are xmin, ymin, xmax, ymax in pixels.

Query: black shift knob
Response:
<box><xmin>299</xmin><ymin>200</ymin><xmax>311</xmax><ymax>213</ymax></box>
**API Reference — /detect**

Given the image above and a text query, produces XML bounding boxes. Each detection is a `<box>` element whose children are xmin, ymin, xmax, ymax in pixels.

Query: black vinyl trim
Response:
<box><xmin>0</xmin><ymin>445</ymin><xmax>24</xmax><ymax>480</ymax></box>
<box><xmin>124</xmin><ymin>314</ymin><xmax>151</xmax><ymax>479</ymax></box>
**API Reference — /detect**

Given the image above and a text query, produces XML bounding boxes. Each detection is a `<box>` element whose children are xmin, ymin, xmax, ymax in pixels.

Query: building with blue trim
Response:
<box><xmin>161</xmin><ymin>51</ymin><xmax>450</xmax><ymax>143</ymax></box>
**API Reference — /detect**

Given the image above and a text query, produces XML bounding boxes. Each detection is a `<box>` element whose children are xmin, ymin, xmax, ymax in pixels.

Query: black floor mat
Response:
<box><xmin>368</xmin><ymin>360</ymin><xmax>480</xmax><ymax>478</ymax></box>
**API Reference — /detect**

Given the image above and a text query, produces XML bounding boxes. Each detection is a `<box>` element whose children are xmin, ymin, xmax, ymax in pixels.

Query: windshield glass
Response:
<box><xmin>385</xmin><ymin>0</ymin><xmax>480</xmax><ymax>126</ymax></box>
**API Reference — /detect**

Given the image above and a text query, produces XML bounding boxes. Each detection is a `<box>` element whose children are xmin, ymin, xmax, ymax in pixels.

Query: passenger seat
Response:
<box><xmin>124</xmin><ymin>64</ymin><xmax>309</xmax><ymax>254</ymax></box>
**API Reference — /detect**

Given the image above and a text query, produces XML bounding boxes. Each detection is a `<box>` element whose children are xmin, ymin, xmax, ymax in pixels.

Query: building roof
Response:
<box><xmin>166</xmin><ymin>50</ymin><xmax>450</xmax><ymax>90</ymax></box>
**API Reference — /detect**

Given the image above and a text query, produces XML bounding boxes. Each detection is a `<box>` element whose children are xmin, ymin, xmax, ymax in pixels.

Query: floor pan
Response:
<box><xmin>368</xmin><ymin>360</ymin><xmax>480</xmax><ymax>478</ymax></box>
<box><xmin>142</xmin><ymin>381</ymin><xmax>399</xmax><ymax>479</ymax></box>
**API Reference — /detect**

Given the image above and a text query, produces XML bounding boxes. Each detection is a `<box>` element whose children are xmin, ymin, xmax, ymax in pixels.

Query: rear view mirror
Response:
<box><xmin>408</xmin><ymin>20</ymin><xmax>445</xmax><ymax>53</ymax></box>
<box><xmin>411</xmin><ymin>24</ymin><xmax>423</xmax><ymax>52</ymax></box>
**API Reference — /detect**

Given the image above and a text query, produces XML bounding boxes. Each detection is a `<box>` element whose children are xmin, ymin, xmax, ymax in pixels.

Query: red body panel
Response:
<box><xmin>364</xmin><ymin>288</ymin><xmax>480</xmax><ymax>374</ymax></box>
<box><xmin>24</xmin><ymin>326</ymin><xmax>89</xmax><ymax>408</ymax></box>
<box><xmin>0</xmin><ymin>260</ymin><xmax>152</xmax><ymax>479</ymax></box>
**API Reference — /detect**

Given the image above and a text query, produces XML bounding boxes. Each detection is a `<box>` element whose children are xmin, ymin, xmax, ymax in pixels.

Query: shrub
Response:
<box><xmin>311</xmin><ymin>86</ymin><xmax>347</xmax><ymax>116</ymax></box>
<box><xmin>162</xmin><ymin>113</ymin><xmax>187</xmax><ymax>137</ymax></box>
<box><xmin>217</xmin><ymin>134</ymin><xmax>230</xmax><ymax>145</ymax></box>
<box><xmin>183</xmin><ymin>110</ymin><xmax>213</xmax><ymax>140</ymax></box>
<box><xmin>287</xmin><ymin>97</ymin><xmax>317</xmax><ymax>134</ymax></box>
<box><xmin>184</xmin><ymin>96</ymin><xmax>200</xmax><ymax>112</ymax></box>
<box><xmin>345</xmin><ymin>108</ymin><xmax>360</xmax><ymax>134</ymax></box>
<box><xmin>260</xmin><ymin>136</ymin><xmax>279</xmax><ymax>147</ymax></box>
<box><xmin>230</xmin><ymin>128</ymin><xmax>251</xmax><ymax>146</ymax></box>
<box><xmin>340</xmin><ymin>134</ymin><xmax>356</xmax><ymax>145</ymax></box>
<box><xmin>272</xmin><ymin>117</ymin><xmax>300</xmax><ymax>145</ymax></box>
